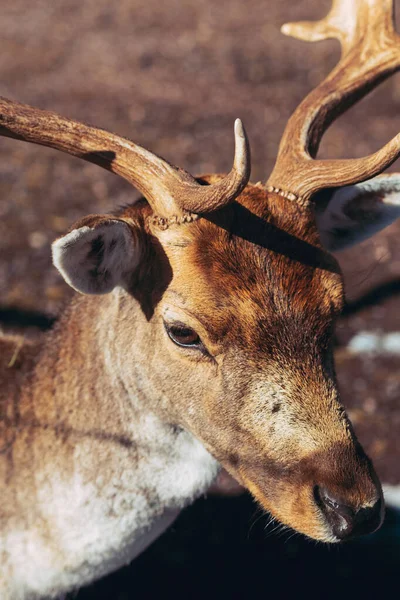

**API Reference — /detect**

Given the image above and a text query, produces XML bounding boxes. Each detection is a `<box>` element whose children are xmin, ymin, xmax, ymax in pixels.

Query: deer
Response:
<box><xmin>1</xmin><ymin>0</ymin><xmax>400</xmax><ymax>597</ymax></box>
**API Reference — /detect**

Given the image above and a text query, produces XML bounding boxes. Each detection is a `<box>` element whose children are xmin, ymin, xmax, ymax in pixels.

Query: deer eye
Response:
<box><xmin>165</xmin><ymin>322</ymin><xmax>202</xmax><ymax>348</ymax></box>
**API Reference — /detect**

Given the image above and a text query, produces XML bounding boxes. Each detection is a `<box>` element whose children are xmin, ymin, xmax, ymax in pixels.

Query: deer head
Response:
<box><xmin>2</xmin><ymin>0</ymin><xmax>400</xmax><ymax>543</ymax></box>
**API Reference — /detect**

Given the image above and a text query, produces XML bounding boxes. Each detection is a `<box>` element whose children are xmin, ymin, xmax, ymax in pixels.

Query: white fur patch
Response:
<box><xmin>2</xmin><ymin>421</ymin><xmax>218</xmax><ymax>599</ymax></box>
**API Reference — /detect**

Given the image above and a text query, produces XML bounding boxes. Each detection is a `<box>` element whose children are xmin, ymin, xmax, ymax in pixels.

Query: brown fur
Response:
<box><xmin>134</xmin><ymin>179</ymin><xmax>379</xmax><ymax>538</ymax></box>
<box><xmin>0</xmin><ymin>179</ymin><xmax>382</xmax><ymax>569</ymax></box>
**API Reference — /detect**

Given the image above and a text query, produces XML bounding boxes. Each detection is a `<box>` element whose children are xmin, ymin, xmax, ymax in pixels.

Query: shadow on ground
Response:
<box><xmin>75</xmin><ymin>493</ymin><xmax>400</xmax><ymax>599</ymax></box>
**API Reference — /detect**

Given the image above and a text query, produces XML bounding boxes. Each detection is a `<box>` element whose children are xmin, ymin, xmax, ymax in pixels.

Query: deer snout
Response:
<box><xmin>314</xmin><ymin>485</ymin><xmax>384</xmax><ymax>541</ymax></box>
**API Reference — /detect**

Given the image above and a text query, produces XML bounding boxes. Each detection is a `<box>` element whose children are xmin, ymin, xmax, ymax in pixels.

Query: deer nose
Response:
<box><xmin>315</xmin><ymin>486</ymin><xmax>384</xmax><ymax>541</ymax></box>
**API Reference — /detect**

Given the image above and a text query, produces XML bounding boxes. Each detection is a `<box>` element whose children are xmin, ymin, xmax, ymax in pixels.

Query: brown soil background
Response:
<box><xmin>1</xmin><ymin>1</ymin><xmax>400</xmax><ymax>596</ymax></box>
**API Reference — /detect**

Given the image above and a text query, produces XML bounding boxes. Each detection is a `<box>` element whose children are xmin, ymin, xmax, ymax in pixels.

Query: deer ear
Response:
<box><xmin>315</xmin><ymin>174</ymin><xmax>400</xmax><ymax>252</ymax></box>
<box><xmin>52</xmin><ymin>215</ymin><xmax>141</xmax><ymax>294</ymax></box>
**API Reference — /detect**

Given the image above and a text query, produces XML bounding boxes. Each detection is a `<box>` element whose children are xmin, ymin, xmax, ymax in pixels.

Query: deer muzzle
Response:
<box><xmin>314</xmin><ymin>485</ymin><xmax>384</xmax><ymax>541</ymax></box>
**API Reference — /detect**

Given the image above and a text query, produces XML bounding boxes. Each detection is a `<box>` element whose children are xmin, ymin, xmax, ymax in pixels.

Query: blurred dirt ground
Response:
<box><xmin>1</xmin><ymin>0</ymin><xmax>400</xmax><ymax>596</ymax></box>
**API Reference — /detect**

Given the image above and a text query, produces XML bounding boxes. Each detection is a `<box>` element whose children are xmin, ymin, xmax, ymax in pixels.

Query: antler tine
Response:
<box><xmin>281</xmin><ymin>0</ymin><xmax>396</xmax><ymax>54</ymax></box>
<box><xmin>267</xmin><ymin>0</ymin><xmax>400</xmax><ymax>204</ymax></box>
<box><xmin>0</xmin><ymin>96</ymin><xmax>250</xmax><ymax>218</ymax></box>
<box><xmin>174</xmin><ymin>118</ymin><xmax>251</xmax><ymax>214</ymax></box>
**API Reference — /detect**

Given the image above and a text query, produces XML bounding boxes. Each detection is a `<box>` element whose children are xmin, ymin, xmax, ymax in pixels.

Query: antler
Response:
<box><xmin>0</xmin><ymin>97</ymin><xmax>250</xmax><ymax>217</ymax></box>
<box><xmin>267</xmin><ymin>0</ymin><xmax>400</xmax><ymax>204</ymax></box>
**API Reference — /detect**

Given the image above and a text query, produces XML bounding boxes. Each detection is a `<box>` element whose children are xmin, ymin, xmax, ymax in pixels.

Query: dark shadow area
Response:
<box><xmin>343</xmin><ymin>278</ymin><xmax>400</xmax><ymax>316</ymax></box>
<box><xmin>0</xmin><ymin>307</ymin><xmax>56</xmax><ymax>330</ymax></box>
<box><xmin>74</xmin><ymin>493</ymin><xmax>400</xmax><ymax>600</ymax></box>
<box><xmin>206</xmin><ymin>203</ymin><xmax>341</xmax><ymax>274</ymax></box>
<box><xmin>82</xmin><ymin>150</ymin><xmax>119</xmax><ymax>174</ymax></box>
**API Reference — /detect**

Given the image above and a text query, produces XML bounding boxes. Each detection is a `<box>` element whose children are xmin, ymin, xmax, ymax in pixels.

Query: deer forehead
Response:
<box><xmin>154</xmin><ymin>187</ymin><xmax>344</xmax><ymax>349</ymax></box>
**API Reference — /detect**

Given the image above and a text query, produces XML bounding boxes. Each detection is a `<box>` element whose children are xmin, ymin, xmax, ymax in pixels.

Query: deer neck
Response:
<box><xmin>24</xmin><ymin>289</ymin><xmax>218</xmax><ymax>487</ymax></box>
<box><xmin>3</xmin><ymin>290</ymin><xmax>218</xmax><ymax>595</ymax></box>
<box><xmin>28</xmin><ymin>291</ymin><xmax>144</xmax><ymax>441</ymax></box>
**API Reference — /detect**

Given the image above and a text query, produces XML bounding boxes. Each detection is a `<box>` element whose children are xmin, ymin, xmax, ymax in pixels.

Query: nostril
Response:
<box><xmin>315</xmin><ymin>486</ymin><xmax>354</xmax><ymax>539</ymax></box>
<box><xmin>314</xmin><ymin>486</ymin><xmax>383</xmax><ymax>541</ymax></box>
<box><xmin>322</xmin><ymin>490</ymin><xmax>354</xmax><ymax>522</ymax></box>
<box><xmin>353</xmin><ymin>498</ymin><xmax>384</xmax><ymax>537</ymax></box>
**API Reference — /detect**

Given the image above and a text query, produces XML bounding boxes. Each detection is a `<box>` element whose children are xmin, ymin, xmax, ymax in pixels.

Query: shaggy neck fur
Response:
<box><xmin>0</xmin><ymin>292</ymin><xmax>218</xmax><ymax>599</ymax></box>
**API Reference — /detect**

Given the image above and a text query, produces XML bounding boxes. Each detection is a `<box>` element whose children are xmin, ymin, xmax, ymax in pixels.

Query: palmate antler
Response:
<box><xmin>267</xmin><ymin>0</ymin><xmax>400</xmax><ymax>204</ymax></box>
<box><xmin>0</xmin><ymin>97</ymin><xmax>250</xmax><ymax>218</ymax></box>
